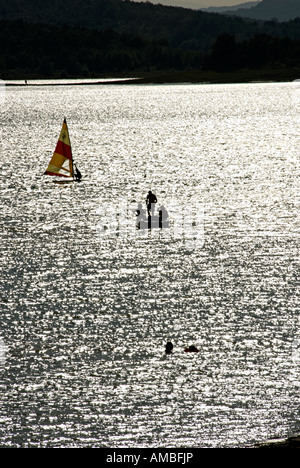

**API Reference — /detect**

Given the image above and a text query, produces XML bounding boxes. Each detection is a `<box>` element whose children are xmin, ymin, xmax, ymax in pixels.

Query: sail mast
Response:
<box><xmin>64</xmin><ymin>117</ymin><xmax>74</xmax><ymax>179</ymax></box>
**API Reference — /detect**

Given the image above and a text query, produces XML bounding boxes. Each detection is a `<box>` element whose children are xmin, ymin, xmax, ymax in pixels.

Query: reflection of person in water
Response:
<box><xmin>146</xmin><ymin>190</ymin><xmax>157</xmax><ymax>217</ymax></box>
<box><xmin>165</xmin><ymin>342</ymin><xmax>173</xmax><ymax>354</ymax></box>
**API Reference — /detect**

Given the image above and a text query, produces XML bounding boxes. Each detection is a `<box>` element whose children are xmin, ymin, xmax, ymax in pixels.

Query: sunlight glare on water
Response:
<box><xmin>0</xmin><ymin>81</ymin><xmax>300</xmax><ymax>447</ymax></box>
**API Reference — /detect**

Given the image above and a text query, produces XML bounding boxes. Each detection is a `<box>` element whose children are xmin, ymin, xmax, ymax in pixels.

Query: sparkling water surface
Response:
<box><xmin>1</xmin><ymin>80</ymin><xmax>300</xmax><ymax>448</ymax></box>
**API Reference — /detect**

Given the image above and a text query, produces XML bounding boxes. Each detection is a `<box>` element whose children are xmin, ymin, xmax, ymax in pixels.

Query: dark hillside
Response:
<box><xmin>1</xmin><ymin>0</ymin><xmax>300</xmax><ymax>81</ymax></box>
<box><xmin>1</xmin><ymin>0</ymin><xmax>300</xmax><ymax>52</ymax></box>
<box><xmin>0</xmin><ymin>19</ymin><xmax>204</xmax><ymax>79</ymax></box>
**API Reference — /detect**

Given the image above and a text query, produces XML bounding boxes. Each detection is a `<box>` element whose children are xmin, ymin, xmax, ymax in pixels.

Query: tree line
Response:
<box><xmin>0</xmin><ymin>20</ymin><xmax>203</xmax><ymax>79</ymax></box>
<box><xmin>205</xmin><ymin>33</ymin><xmax>300</xmax><ymax>72</ymax></box>
<box><xmin>1</xmin><ymin>19</ymin><xmax>300</xmax><ymax>79</ymax></box>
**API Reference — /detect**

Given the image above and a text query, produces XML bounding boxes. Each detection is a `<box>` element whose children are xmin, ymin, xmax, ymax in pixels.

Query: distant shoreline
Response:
<box><xmin>4</xmin><ymin>68</ymin><xmax>300</xmax><ymax>86</ymax></box>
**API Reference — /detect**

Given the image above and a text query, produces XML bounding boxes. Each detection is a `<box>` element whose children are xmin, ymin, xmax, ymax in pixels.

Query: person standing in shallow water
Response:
<box><xmin>165</xmin><ymin>342</ymin><xmax>173</xmax><ymax>354</ymax></box>
<box><xmin>146</xmin><ymin>190</ymin><xmax>157</xmax><ymax>217</ymax></box>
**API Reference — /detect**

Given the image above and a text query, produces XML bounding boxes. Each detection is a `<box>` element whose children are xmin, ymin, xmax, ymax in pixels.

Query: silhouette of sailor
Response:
<box><xmin>74</xmin><ymin>164</ymin><xmax>82</xmax><ymax>182</ymax></box>
<box><xmin>146</xmin><ymin>190</ymin><xmax>157</xmax><ymax>217</ymax></box>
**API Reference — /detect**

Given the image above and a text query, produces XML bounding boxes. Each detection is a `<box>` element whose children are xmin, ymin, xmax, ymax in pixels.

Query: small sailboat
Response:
<box><xmin>44</xmin><ymin>118</ymin><xmax>82</xmax><ymax>183</ymax></box>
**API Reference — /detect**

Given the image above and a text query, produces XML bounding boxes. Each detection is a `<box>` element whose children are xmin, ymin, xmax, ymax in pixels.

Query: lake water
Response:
<box><xmin>1</xmin><ymin>79</ymin><xmax>300</xmax><ymax>448</ymax></box>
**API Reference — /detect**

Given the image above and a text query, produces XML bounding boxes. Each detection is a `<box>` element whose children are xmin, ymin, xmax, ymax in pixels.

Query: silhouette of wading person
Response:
<box><xmin>146</xmin><ymin>190</ymin><xmax>157</xmax><ymax>217</ymax></box>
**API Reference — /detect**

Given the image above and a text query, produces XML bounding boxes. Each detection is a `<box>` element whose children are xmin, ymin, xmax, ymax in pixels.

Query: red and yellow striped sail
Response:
<box><xmin>44</xmin><ymin>119</ymin><xmax>74</xmax><ymax>178</ymax></box>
